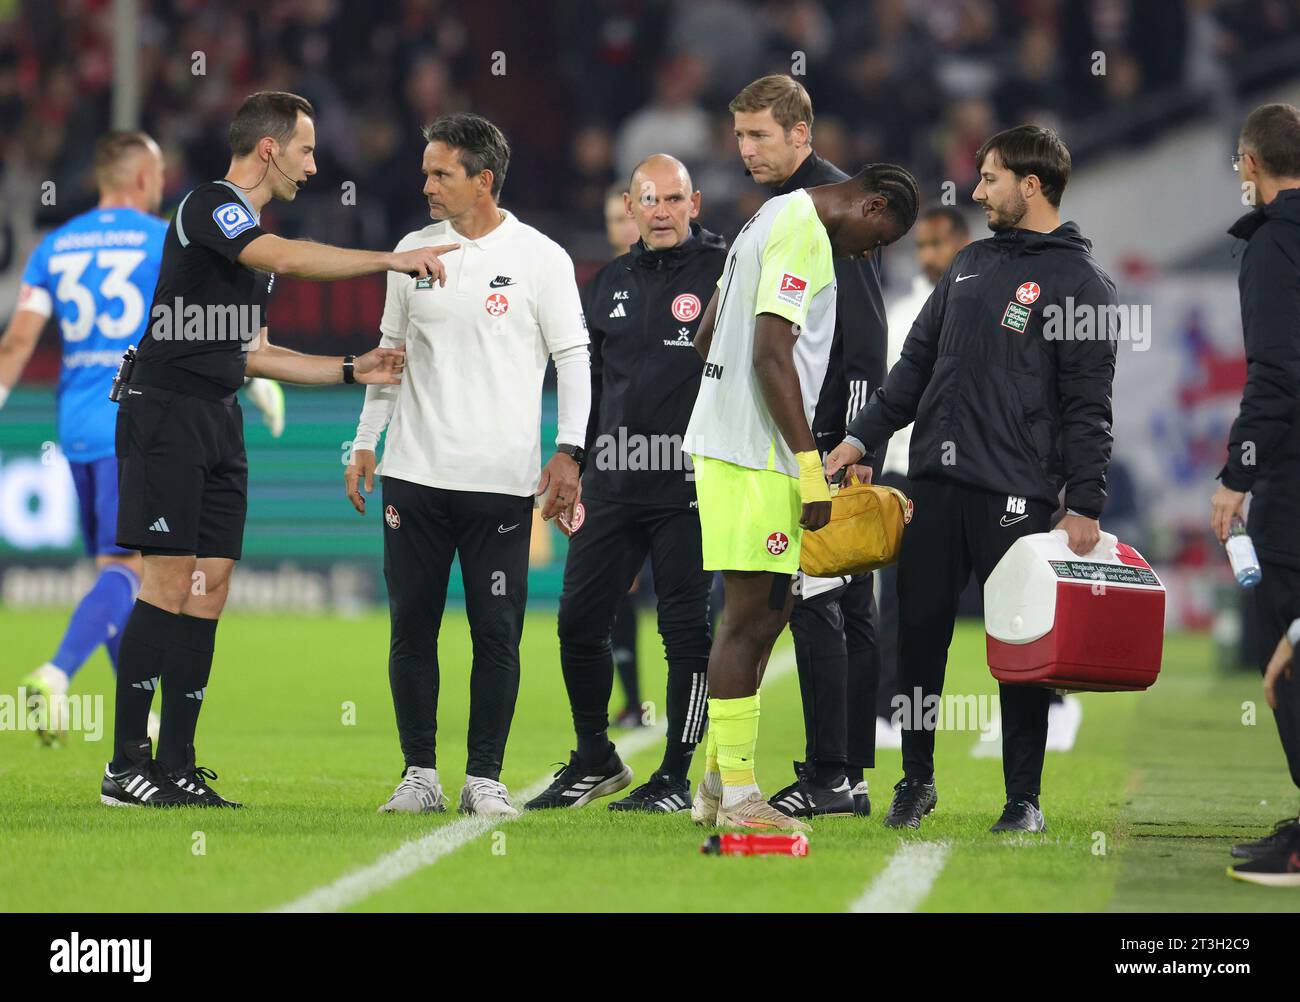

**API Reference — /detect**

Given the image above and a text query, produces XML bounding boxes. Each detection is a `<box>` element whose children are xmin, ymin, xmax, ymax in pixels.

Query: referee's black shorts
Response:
<box><xmin>115</xmin><ymin>384</ymin><xmax>248</xmax><ymax>560</ymax></box>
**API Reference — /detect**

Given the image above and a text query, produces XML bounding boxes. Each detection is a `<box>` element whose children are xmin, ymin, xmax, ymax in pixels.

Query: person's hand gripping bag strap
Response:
<box><xmin>798</xmin><ymin>466</ymin><xmax>912</xmax><ymax>577</ymax></box>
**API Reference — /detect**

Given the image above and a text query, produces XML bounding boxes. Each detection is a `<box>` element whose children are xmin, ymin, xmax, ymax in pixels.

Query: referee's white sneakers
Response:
<box><xmin>459</xmin><ymin>776</ymin><xmax>520</xmax><ymax>818</ymax></box>
<box><xmin>377</xmin><ymin>766</ymin><xmax>446</xmax><ymax>814</ymax></box>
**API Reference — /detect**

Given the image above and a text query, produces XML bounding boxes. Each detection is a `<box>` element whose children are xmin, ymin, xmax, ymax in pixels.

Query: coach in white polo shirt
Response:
<box><xmin>345</xmin><ymin>114</ymin><xmax>590</xmax><ymax>818</ymax></box>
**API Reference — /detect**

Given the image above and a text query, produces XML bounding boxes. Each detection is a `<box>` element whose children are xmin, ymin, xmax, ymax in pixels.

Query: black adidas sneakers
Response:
<box><xmin>101</xmin><ymin>739</ymin><xmax>191</xmax><ymax>808</ymax></box>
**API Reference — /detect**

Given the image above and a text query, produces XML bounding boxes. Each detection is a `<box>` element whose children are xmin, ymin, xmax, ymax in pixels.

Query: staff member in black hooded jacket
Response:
<box><xmin>828</xmin><ymin>126</ymin><xmax>1118</xmax><ymax>833</ymax></box>
<box><xmin>1213</xmin><ymin>103</ymin><xmax>1300</xmax><ymax>885</ymax></box>
<box><xmin>730</xmin><ymin>74</ymin><xmax>896</xmax><ymax>818</ymax></box>
<box><xmin>527</xmin><ymin>154</ymin><xmax>725</xmax><ymax>813</ymax></box>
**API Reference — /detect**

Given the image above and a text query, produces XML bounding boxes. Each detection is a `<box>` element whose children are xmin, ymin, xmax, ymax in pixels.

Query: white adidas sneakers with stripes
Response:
<box><xmin>378</xmin><ymin>766</ymin><xmax>446</xmax><ymax>814</ymax></box>
<box><xmin>458</xmin><ymin>776</ymin><xmax>520</xmax><ymax>818</ymax></box>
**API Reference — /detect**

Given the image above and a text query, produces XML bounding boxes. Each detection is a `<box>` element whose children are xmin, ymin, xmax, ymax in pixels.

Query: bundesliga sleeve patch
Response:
<box><xmin>212</xmin><ymin>202</ymin><xmax>257</xmax><ymax>239</ymax></box>
<box><xmin>775</xmin><ymin>273</ymin><xmax>808</xmax><ymax>309</ymax></box>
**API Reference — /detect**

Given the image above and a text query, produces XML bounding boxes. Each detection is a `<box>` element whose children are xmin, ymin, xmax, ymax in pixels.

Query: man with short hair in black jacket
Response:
<box><xmin>527</xmin><ymin>154</ymin><xmax>725</xmax><ymax>813</ymax></box>
<box><xmin>828</xmin><ymin>126</ymin><xmax>1119</xmax><ymax>833</ymax></box>
<box><xmin>1213</xmin><ymin>103</ymin><xmax>1300</xmax><ymax>885</ymax></box>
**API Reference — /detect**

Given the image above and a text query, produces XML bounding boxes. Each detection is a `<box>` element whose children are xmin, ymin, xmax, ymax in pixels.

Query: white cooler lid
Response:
<box><xmin>984</xmin><ymin>530</ymin><xmax>1163</xmax><ymax>645</ymax></box>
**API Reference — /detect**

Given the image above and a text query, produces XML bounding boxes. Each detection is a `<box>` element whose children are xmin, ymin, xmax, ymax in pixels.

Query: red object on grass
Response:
<box><xmin>701</xmin><ymin>833</ymin><xmax>809</xmax><ymax>857</ymax></box>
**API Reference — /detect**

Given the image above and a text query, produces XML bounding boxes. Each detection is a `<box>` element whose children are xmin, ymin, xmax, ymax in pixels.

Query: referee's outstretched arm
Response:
<box><xmin>238</xmin><ymin>234</ymin><xmax>460</xmax><ymax>284</ymax></box>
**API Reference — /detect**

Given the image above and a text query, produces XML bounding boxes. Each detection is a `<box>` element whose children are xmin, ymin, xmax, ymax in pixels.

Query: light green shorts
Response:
<box><xmin>691</xmin><ymin>454</ymin><xmax>802</xmax><ymax>573</ymax></box>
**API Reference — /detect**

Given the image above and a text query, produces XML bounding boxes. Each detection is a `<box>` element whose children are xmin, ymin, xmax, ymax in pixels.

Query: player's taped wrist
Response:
<box><xmin>796</xmin><ymin>450</ymin><xmax>830</xmax><ymax>505</ymax></box>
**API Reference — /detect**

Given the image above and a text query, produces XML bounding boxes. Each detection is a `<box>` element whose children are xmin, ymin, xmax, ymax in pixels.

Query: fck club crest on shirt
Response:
<box><xmin>1001</xmin><ymin>279</ymin><xmax>1041</xmax><ymax>333</ymax></box>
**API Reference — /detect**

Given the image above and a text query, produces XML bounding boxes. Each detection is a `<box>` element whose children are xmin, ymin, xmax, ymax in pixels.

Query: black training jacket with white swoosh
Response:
<box><xmin>845</xmin><ymin>222</ymin><xmax>1118</xmax><ymax>519</ymax></box>
<box><xmin>581</xmin><ymin>223</ymin><xmax>728</xmax><ymax>507</ymax></box>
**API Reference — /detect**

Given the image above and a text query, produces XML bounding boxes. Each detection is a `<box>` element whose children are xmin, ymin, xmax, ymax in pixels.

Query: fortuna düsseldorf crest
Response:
<box><xmin>766</xmin><ymin>531</ymin><xmax>790</xmax><ymax>555</ymax></box>
<box><xmin>385</xmin><ymin>505</ymin><xmax>401</xmax><ymax>529</ymax></box>
<box><xmin>1016</xmin><ymin>281</ymin><xmax>1040</xmax><ymax>305</ymax></box>
<box><xmin>672</xmin><ymin>293</ymin><xmax>701</xmax><ymax>322</ymax></box>
<box><xmin>485</xmin><ymin>293</ymin><xmax>509</xmax><ymax>316</ymax></box>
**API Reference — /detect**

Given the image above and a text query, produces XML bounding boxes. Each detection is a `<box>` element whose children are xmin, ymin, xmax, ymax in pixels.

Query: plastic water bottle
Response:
<box><xmin>1226</xmin><ymin>517</ymin><xmax>1262</xmax><ymax>588</ymax></box>
<box><xmin>700</xmin><ymin>833</ymin><xmax>809</xmax><ymax>857</ymax></box>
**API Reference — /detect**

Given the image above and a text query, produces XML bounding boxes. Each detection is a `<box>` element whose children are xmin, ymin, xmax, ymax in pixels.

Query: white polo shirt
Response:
<box><xmin>353</xmin><ymin>209</ymin><xmax>588</xmax><ymax>497</ymax></box>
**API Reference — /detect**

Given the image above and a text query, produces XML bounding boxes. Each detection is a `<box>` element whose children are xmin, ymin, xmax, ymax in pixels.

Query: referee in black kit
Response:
<box><xmin>527</xmin><ymin>154</ymin><xmax>724</xmax><ymax>813</ymax></box>
<box><xmin>828</xmin><ymin>126</ymin><xmax>1118</xmax><ymax>833</ymax></box>
<box><xmin>730</xmin><ymin>75</ymin><xmax>898</xmax><ymax>818</ymax></box>
<box><xmin>101</xmin><ymin>92</ymin><xmax>457</xmax><ymax>809</ymax></box>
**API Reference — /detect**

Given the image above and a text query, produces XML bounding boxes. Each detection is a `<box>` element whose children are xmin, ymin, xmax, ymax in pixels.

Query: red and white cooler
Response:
<box><xmin>984</xmin><ymin>530</ymin><xmax>1166</xmax><ymax>692</ymax></box>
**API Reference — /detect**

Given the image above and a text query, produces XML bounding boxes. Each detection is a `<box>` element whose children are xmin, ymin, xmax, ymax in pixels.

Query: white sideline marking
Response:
<box><xmin>273</xmin><ymin>648</ymin><xmax>797</xmax><ymax>913</ymax></box>
<box><xmin>848</xmin><ymin>840</ymin><xmax>951</xmax><ymax>913</ymax></box>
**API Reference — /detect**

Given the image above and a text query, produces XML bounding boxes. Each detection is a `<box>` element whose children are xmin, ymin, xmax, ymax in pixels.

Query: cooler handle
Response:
<box><xmin>1049</xmin><ymin>528</ymin><xmax>1119</xmax><ymax>562</ymax></box>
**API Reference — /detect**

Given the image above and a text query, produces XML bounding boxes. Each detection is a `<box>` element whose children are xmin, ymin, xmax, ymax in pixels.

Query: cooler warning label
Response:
<box><xmin>1048</xmin><ymin>561</ymin><xmax>1161</xmax><ymax>587</ymax></box>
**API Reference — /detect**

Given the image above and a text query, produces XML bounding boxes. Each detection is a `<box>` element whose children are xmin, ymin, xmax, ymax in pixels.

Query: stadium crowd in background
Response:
<box><xmin>5</xmin><ymin>0</ymin><xmax>1300</xmax><ymax>302</ymax></box>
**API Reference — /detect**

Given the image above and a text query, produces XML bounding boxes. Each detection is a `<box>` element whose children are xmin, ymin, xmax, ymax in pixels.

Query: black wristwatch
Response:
<box><xmin>342</xmin><ymin>354</ymin><xmax>356</xmax><ymax>384</ymax></box>
<box><xmin>556</xmin><ymin>442</ymin><xmax>586</xmax><ymax>472</ymax></box>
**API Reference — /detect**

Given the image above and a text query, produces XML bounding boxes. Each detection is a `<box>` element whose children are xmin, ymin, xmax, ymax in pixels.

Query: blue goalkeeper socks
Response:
<box><xmin>50</xmin><ymin>563</ymin><xmax>139</xmax><ymax>680</ymax></box>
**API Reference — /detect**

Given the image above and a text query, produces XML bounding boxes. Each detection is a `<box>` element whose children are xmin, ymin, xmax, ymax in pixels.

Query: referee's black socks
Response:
<box><xmin>111</xmin><ymin>600</ymin><xmax>178</xmax><ymax>771</ymax></box>
<box><xmin>157</xmin><ymin>613</ymin><xmax>219</xmax><ymax>772</ymax></box>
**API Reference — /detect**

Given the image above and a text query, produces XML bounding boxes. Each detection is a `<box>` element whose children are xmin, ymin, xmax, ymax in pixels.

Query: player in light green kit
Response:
<box><xmin>683</xmin><ymin>164</ymin><xmax>918</xmax><ymax>831</ymax></box>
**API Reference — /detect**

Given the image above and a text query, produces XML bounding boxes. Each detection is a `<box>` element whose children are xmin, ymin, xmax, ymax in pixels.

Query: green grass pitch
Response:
<box><xmin>1</xmin><ymin>606</ymin><xmax>1297</xmax><ymax>912</ymax></box>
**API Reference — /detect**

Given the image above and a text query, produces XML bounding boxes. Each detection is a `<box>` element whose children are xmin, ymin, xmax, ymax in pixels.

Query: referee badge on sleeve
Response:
<box><xmin>213</xmin><ymin>202</ymin><xmax>257</xmax><ymax>239</ymax></box>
